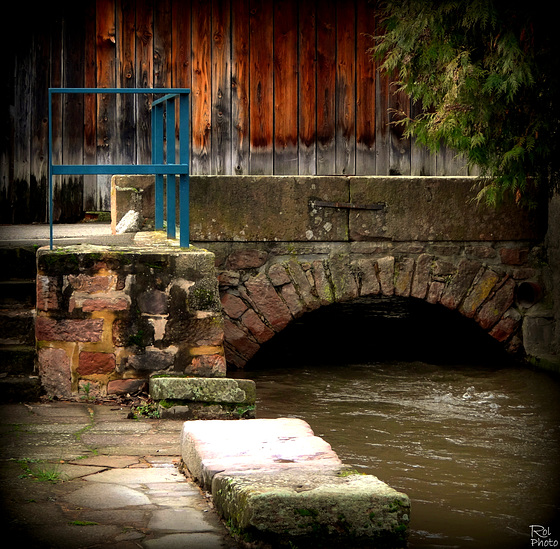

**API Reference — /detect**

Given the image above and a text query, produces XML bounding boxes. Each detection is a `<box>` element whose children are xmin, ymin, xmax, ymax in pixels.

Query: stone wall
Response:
<box><xmin>36</xmin><ymin>239</ymin><xmax>225</xmax><ymax>399</ymax></box>
<box><xmin>111</xmin><ymin>175</ymin><xmax>556</xmax><ymax>371</ymax></box>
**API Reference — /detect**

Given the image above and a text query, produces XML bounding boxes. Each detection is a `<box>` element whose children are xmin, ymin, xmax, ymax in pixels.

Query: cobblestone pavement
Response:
<box><xmin>0</xmin><ymin>401</ymin><xmax>240</xmax><ymax>549</ymax></box>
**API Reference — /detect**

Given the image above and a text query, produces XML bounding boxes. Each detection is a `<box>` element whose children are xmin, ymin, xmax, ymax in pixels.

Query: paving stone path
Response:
<box><xmin>0</xmin><ymin>401</ymin><xmax>239</xmax><ymax>548</ymax></box>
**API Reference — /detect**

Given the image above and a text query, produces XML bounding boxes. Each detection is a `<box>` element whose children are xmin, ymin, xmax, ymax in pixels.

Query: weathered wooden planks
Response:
<box><xmin>249</xmin><ymin>0</ymin><xmax>273</xmax><ymax>175</ymax></box>
<box><xmin>2</xmin><ymin>0</ymin><xmax>471</xmax><ymax>222</ymax></box>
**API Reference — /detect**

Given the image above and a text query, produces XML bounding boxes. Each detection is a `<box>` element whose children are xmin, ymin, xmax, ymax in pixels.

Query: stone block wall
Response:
<box><xmin>36</xmin><ymin>242</ymin><xmax>225</xmax><ymax>399</ymax></box>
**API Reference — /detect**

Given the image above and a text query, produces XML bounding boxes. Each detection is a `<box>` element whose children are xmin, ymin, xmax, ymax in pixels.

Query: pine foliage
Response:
<box><xmin>373</xmin><ymin>0</ymin><xmax>559</xmax><ymax>207</ymax></box>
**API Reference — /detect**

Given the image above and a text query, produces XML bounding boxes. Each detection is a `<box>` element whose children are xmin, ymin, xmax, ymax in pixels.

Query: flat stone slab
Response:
<box><xmin>150</xmin><ymin>377</ymin><xmax>257</xmax><ymax>420</ymax></box>
<box><xmin>181</xmin><ymin>418</ymin><xmax>410</xmax><ymax>547</ymax></box>
<box><xmin>213</xmin><ymin>468</ymin><xmax>410</xmax><ymax>547</ymax></box>
<box><xmin>182</xmin><ymin>418</ymin><xmax>341</xmax><ymax>490</ymax></box>
<box><xmin>150</xmin><ymin>377</ymin><xmax>256</xmax><ymax>404</ymax></box>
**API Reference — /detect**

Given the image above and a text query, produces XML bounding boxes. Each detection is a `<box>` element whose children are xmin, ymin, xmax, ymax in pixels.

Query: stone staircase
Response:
<box><xmin>0</xmin><ymin>246</ymin><xmax>42</xmax><ymax>401</ymax></box>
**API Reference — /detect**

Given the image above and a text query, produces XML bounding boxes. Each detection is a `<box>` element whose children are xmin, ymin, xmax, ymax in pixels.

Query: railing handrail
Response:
<box><xmin>48</xmin><ymin>87</ymin><xmax>190</xmax><ymax>249</ymax></box>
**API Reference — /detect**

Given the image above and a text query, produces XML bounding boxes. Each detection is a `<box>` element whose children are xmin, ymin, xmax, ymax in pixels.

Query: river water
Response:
<box><xmin>233</xmin><ymin>361</ymin><xmax>560</xmax><ymax>548</ymax></box>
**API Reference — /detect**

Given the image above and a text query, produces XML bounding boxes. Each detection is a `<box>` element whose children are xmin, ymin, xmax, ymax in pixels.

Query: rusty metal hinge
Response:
<box><xmin>310</xmin><ymin>200</ymin><xmax>385</xmax><ymax>211</ymax></box>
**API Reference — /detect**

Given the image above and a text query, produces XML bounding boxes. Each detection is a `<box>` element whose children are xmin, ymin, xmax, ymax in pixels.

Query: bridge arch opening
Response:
<box><xmin>242</xmin><ymin>295</ymin><xmax>511</xmax><ymax>370</ymax></box>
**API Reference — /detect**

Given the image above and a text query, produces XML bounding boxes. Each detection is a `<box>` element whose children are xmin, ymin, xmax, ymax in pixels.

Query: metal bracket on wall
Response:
<box><xmin>310</xmin><ymin>200</ymin><xmax>385</xmax><ymax>211</ymax></box>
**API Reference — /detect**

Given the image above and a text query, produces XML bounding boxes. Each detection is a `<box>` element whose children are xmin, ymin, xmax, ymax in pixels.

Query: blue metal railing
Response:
<box><xmin>48</xmin><ymin>88</ymin><xmax>190</xmax><ymax>249</ymax></box>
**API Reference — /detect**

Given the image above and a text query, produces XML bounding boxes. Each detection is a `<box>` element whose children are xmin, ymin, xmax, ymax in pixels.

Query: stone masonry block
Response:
<box><xmin>66</xmin><ymin>274</ymin><xmax>118</xmax><ymax>293</ymax></box>
<box><xmin>410</xmin><ymin>253</ymin><xmax>432</xmax><ymax>299</ymax></box>
<box><xmin>440</xmin><ymin>260</ymin><xmax>481</xmax><ymax>310</ymax></box>
<box><xmin>460</xmin><ymin>269</ymin><xmax>501</xmax><ymax>318</ymax></box>
<box><xmin>240</xmin><ymin>308</ymin><xmax>275</xmax><ymax>344</ymax></box>
<box><xmin>245</xmin><ymin>273</ymin><xmax>292</xmax><ymax>331</ymax></box>
<box><xmin>128</xmin><ymin>346</ymin><xmax>178</xmax><ymax>371</ymax></box>
<box><xmin>187</xmin><ymin>354</ymin><xmax>227</xmax><ymax>377</ymax></box>
<box><xmin>377</xmin><ymin>256</ymin><xmax>395</xmax><ymax>296</ymax></box>
<box><xmin>38</xmin><ymin>347</ymin><xmax>72</xmax><ymax>399</ymax></box>
<box><xmin>78</xmin><ymin>352</ymin><xmax>116</xmax><ymax>375</ymax></box>
<box><xmin>182</xmin><ymin>418</ymin><xmax>341</xmax><ymax>490</ymax></box>
<box><xmin>150</xmin><ymin>377</ymin><xmax>256</xmax><ymax>403</ymax></box>
<box><xmin>311</xmin><ymin>260</ymin><xmax>335</xmax><ymax>305</ymax></box>
<box><xmin>223</xmin><ymin>319</ymin><xmax>260</xmax><ymax>361</ymax></box>
<box><xmin>221</xmin><ymin>293</ymin><xmax>248</xmax><ymax>319</ymax></box>
<box><xmin>394</xmin><ymin>258</ymin><xmax>415</xmax><ymax>297</ymax></box>
<box><xmin>328</xmin><ymin>253</ymin><xmax>359</xmax><ymax>302</ymax></box>
<box><xmin>352</xmin><ymin>258</ymin><xmax>380</xmax><ymax>297</ymax></box>
<box><xmin>475</xmin><ymin>278</ymin><xmax>516</xmax><ymax>330</ymax></box>
<box><xmin>281</xmin><ymin>283</ymin><xmax>305</xmax><ymax>318</ymax></box>
<box><xmin>37</xmin><ymin>276</ymin><xmax>59</xmax><ymax>311</ymax></box>
<box><xmin>36</xmin><ymin>317</ymin><xmax>104</xmax><ymax>342</ymax></box>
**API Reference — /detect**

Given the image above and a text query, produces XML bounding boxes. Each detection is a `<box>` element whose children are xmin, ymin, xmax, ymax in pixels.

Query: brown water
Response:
<box><xmin>234</xmin><ymin>361</ymin><xmax>560</xmax><ymax>548</ymax></box>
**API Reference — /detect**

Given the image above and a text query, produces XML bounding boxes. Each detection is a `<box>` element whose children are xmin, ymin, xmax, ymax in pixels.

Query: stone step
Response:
<box><xmin>0</xmin><ymin>308</ymin><xmax>35</xmax><ymax>344</ymax></box>
<box><xmin>0</xmin><ymin>247</ymin><xmax>38</xmax><ymax>281</ymax></box>
<box><xmin>181</xmin><ymin>418</ymin><xmax>410</xmax><ymax>547</ymax></box>
<box><xmin>0</xmin><ymin>375</ymin><xmax>42</xmax><ymax>402</ymax></box>
<box><xmin>149</xmin><ymin>376</ymin><xmax>256</xmax><ymax>420</ymax></box>
<box><xmin>0</xmin><ymin>280</ymin><xmax>36</xmax><ymax>309</ymax></box>
<box><xmin>0</xmin><ymin>344</ymin><xmax>36</xmax><ymax>376</ymax></box>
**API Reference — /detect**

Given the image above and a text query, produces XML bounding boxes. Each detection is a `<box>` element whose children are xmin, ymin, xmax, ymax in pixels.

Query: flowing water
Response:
<box><xmin>233</xmin><ymin>361</ymin><xmax>560</xmax><ymax>548</ymax></box>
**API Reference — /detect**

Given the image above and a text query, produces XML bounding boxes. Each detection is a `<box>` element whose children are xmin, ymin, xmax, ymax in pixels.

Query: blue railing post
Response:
<box><xmin>179</xmin><ymin>92</ymin><xmax>190</xmax><ymax>248</ymax></box>
<box><xmin>47</xmin><ymin>88</ymin><xmax>190</xmax><ymax>250</ymax></box>
<box><xmin>48</xmin><ymin>89</ymin><xmax>54</xmax><ymax>250</ymax></box>
<box><xmin>166</xmin><ymin>99</ymin><xmax>176</xmax><ymax>239</ymax></box>
<box><xmin>153</xmin><ymin>101</ymin><xmax>165</xmax><ymax>231</ymax></box>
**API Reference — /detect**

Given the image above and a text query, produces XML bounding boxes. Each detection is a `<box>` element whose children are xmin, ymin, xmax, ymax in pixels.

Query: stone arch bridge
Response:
<box><xmin>114</xmin><ymin>175</ymin><xmax>554</xmax><ymax>369</ymax></box>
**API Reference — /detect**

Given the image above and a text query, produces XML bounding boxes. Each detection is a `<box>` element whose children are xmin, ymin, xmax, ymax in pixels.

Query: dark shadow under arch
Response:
<box><xmin>245</xmin><ymin>295</ymin><xmax>511</xmax><ymax>370</ymax></box>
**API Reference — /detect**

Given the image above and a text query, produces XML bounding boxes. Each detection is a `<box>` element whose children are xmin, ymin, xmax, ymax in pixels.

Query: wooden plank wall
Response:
<box><xmin>1</xmin><ymin>0</ymin><xmax>471</xmax><ymax>223</ymax></box>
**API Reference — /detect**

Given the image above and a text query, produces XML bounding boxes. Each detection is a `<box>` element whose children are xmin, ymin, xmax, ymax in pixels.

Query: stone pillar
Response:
<box><xmin>36</xmin><ymin>241</ymin><xmax>225</xmax><ymax>400</ymax></box>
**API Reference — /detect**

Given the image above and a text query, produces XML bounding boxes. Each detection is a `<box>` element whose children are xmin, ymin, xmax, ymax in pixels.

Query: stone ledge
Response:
<box><xmin>181</xmin><ymin>418</ymin><xmax>410</xmax><ymax>547</ymax></box>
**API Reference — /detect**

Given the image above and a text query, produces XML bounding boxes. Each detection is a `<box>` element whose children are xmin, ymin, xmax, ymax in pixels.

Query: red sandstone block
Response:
<box><xmin>225</xmin><ymin>249</ymin><xmax>268</xmax><ymax>270</ymax></box>
<box><xmin>489</xmin><ymin>316</ymin><xmax>520</xmax><ymax>342</ymax></box>
<box><xmin>245</xmin><ymin>273</ymin><xmax>292</xmax><ymax>332</ymax></box>
<box><xmin>223</xmin><ymin>319</ymin><xmax>260</xmax><ymax>360</ymax></box>
<box><xmin>67</xmin><ymin>274</ymin><xmax>117</xmax><ymax>293</ymax></box>
<box><xmin>81</xmin><ymin>296</ymin><xmax>130</xmax><ymax>312</ymax></box>
<box><xmin>221</xmin><ymin>293</ymin><xmax>248</xmax><ymax>319</ymax></box>
<box><xmin>36</xmin><ymin>317</ymin><xmax>104</xmax><ymax>342</ymax></box>
<box><xmin>107</xmin><ymin>378</ymin><xmax>147</xmax><ymax>395</ymax></box>
<box><xmin>267</xmin><ymin>263</ymin><xmax>291</xmax><ymax>286</ymax></box>
<box><xmin>281</xmin><ymin>283</ymin><xmax>305</xmax><ymax>318</ymax></box>
<box><xmin>241</xmin><ymin>308</ymin><xmax>275</xmax><ymax>344</ymax></box>
<box><xmin>37</xmin><ymin>347</ymin><xmax>72</xmax><ymax>399</ymax></box>
<box><xmin>78</xmin><ymin>351</ymin><xmax>116</xmax><ymax>375</ymax></box>
<box><xmin>499</xmin><ymin>247</ymin><xmax>529</xmax><ymax>266</ymax></box>
<box><xmin>475</xmin><ymin>278</ymin><xmax>516</xmax><ymax>330</ymax></box>
<box><xmin>36</xmin><ymin>276</ymin><xmax>58</xmax><ymax>311</ymax></box>
<box><xmin>188</xmin><ymin>354</ymin><xmax>227</xmax><ymax>377</ymax></box>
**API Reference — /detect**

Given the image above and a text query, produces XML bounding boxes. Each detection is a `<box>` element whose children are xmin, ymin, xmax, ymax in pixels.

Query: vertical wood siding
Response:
<box><xmin>2</xmin><ymin>0</ymin><xmax>471</xmax><ymax>223</ymax></box>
